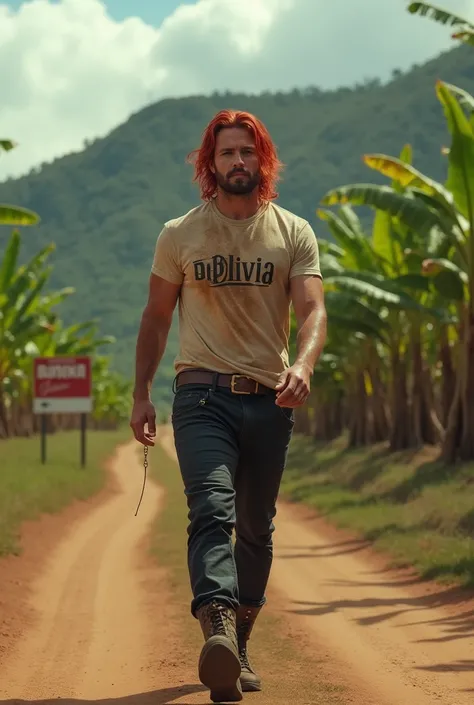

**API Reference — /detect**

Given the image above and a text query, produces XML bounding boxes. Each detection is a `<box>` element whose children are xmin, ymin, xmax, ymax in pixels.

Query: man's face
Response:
<box><xmin>212</xmin><ymin>127</ymin><xmax>260</xmax><ymax>195</ymax></box>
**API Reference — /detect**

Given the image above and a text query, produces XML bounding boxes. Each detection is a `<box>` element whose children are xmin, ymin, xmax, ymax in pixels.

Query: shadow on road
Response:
<box><xmin>285</xmin><ymin>578</ymin><xmax>474</xmax><ymax>649</ymax></box>
<box><xmin>276</xmin><ymin>537</ymin><xmax>372</xmax><ymax>560</ymax></box>
<box><xmin>0</xmin><ymin>684</ymin><xmax>209</xmax><ymax>705</ymax></box>
<box><xmin>415</xmin><ymin>660</ymin><xmax>474</xmax><ymax>673</ymax></box>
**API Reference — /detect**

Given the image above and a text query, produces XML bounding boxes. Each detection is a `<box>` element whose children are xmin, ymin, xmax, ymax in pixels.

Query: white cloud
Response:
<box><xmin>1</xmin><ymin>0</ymin><xmax>473</xmax><ymax>180</ymax></box>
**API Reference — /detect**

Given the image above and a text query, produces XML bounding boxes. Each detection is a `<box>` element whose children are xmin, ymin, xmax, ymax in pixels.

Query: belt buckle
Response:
<box><xmin>230</xmin><ymin>374</ymin><xmax>258</xmax><ymax>395</ymax></box>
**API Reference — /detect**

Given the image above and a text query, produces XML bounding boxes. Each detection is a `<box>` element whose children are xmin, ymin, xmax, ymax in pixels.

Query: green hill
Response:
<box><xmin>1</xmin><ymin>44</ymin><xmax>473</xmax><ymax>407</ymax></box>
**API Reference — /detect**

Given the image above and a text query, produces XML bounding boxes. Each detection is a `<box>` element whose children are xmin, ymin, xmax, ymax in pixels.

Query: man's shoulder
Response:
<box><xmin>268</xmin><ymin>202</ymin><xmax>310</xmax><ymax>234</ymax></box>
<box><xmin>164</xmin><ymin>203</ymin><xmax>209</xmax><ymax>232</ymax></box>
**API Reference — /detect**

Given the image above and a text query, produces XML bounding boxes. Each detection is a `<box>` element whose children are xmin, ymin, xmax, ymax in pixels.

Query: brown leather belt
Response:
<box><xmin>176</xmin><ymin>369</ymin><xmax>274</xmax><ymax>395</ymax></box>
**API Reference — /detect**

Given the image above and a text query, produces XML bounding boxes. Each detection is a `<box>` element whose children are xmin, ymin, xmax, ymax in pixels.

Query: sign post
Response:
<box><xmin>33</xmin><ymin>356</ymin><xmax>93</xmax><ymax>467</ymax></box>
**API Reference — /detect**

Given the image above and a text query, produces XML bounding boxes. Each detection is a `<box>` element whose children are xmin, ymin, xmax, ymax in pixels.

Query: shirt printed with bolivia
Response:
<box><xmin>151</xmin><ymin>199</ymin><xmax>322</xmax><ymax>389</ymax></box>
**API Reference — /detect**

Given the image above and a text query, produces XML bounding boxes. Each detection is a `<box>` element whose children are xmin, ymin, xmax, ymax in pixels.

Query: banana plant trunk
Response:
<box><xmin>348</xmin><ymin>368</ymin><xmax>370</xmax><ymax>447</ymax></box>
<box><xmin>0</xmin><ymin>390</ymin><xmax>10</xmax><ymax>438</ymax></box>
<box><xmin>410</xmin><ymin>326</ymin><xmax>439</xmax><ymax>446</ymax></box>
<box><xmin>330</xmin><ymin>391</ymin><xmax>345</xmax><ymax>440</ymax></box>
<box><xmin>389</xmin><ymin>344</ymin><xmax>411</xmax><ymax>451</ymax></box>
<box><xmin>367</xmin><ymin>343</ymin><xmax>389</xmax><ymax>442</ymax></box>
<box><xmin>442</xmin><ymin>309</ymin><xmax>474</xmax><ymax>462</ymax></box>
<box><xmin>439</xmin><ymin>325</ymin><xmax>456</xmax><ymax>428</ymax></box>
<box><xmin>312</xmin><ymin>390</ymin><xmax>344</xmax><ymax>441</ymax></box>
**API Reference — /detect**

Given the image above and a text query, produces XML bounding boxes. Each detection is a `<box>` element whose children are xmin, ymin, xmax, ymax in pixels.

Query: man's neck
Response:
<box><xmin>214</xmin><ymin>190</ymin><xmax>261</xmax><ymax>220</ymax></box>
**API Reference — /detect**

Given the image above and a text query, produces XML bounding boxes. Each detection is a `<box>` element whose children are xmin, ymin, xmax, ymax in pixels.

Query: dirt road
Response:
<box><xmin>159</xmin><ymin>427</ymin><xmax>474</xmax><ymax>705</ymax></box>
<box><xmin>0</xmin><ymin>434</ymin><xmax>473</xmax><ymax>705</ymax></box>
<box><xmin>0</xmin><ymin>441</ymin><xmax>165</xmax><ymax>702</ymax></box>
<box><xmin>271</xmin><ymin>502</ymin><xmax>474</xmax><ymax>704</ymax></box>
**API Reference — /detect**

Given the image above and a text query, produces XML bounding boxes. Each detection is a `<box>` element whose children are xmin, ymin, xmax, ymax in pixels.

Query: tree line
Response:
<box><xmin>0</xmin><ymin>141</ymin><xmax>131</xmax><ymax>439</ymax></box>
<box><xmin>3</xmin><ymin>2</ymin><xmax>473</xmax><ymax>457</ymax></box>
<box><xmin>292</xmin><ymin>3</ymin><xmax>474</xmax><ymax>463</ymax></box>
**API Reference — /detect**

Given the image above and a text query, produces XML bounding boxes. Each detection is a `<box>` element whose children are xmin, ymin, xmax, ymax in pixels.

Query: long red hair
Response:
<box><xmin>188</xmin><ymin>110</ymin><xmax>284</xmax><ymax>201</ymax></box>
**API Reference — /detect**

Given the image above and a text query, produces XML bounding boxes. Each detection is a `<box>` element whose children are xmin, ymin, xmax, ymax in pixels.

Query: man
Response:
<box><xmin>130</xmin><ymin>109</ymin><xmax>326</xmax><ymax>703</ymax></box>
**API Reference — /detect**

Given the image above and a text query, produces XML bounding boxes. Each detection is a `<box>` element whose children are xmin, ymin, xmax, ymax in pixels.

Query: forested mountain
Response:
<box><xmin>1</xmin><ymin>44</ymin><xmax>473</xmax><ymax>405</ymax></box>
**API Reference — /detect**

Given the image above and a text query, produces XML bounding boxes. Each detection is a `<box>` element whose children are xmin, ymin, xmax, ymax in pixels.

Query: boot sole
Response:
<box><xmin>199</xmin><ymin>636</ymin><xmax>242</xmax><ymax>703</ymax></box>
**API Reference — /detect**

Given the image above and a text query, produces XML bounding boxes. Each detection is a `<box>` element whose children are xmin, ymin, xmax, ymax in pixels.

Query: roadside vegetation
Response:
<box><xmin>291</xmin><ymin>4</ymin><xmax>474</xmax><ymax>464</ymax></box>
<box><xmin>0</xmin><ymin>141</ymin><xmax>132</xmax><ymax>439</ymax></box>
<box><xmin>0</xmin><ymin>426</ymin><xmax>130</xmax><ymax>556</ymax></box>
<box><xmin>281</xmin><ymin>435</ymin><xmax>474</xmax><ymax>587</ymax></box>
<box><xmin>283</xmin><ymin>4</ymin><xmax>474</xmax><ymax>590</ymax></box>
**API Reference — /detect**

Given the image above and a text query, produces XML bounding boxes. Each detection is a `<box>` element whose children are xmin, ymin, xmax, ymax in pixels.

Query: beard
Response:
<box><xmin>215</xmin><ymin>167</ymin><xmax>260</xmax><ymax>195</ymax></box>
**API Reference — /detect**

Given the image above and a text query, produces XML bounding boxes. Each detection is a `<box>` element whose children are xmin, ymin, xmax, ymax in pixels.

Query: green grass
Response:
<box><xmin>144</xmin><ymin>440</ymin><xmax>346</xmax><ymax>704</ymax></box>
<box><xmin>281</xmin><ymin>434</ymin><xmax>474</xmax><ymax>588</ymax></box>
<box><xmin>0</xmin><ymin>425</ymin><xmax>131</xmax><ymax>556</ymax></box>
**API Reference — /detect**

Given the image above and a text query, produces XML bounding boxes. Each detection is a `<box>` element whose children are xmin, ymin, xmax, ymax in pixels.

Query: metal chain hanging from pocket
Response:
<box><xmin>135</xmin><ymin>445</ymin><xmax>148</xmax><ymax>516</ymax></box>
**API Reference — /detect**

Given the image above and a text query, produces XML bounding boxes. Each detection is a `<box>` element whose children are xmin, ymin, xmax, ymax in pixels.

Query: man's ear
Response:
<box><xmin>209</xmin><ymin>160</ymin><xmax>216</xmax><ymax>174</ymax></box>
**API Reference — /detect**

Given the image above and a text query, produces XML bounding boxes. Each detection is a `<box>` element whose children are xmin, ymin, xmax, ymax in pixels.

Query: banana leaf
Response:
<box><xmin>407</xmin><ymin>2</ymin><xmax>471</xmax><ymax>28</ymax></box>
<box><xmin>363</xmin><ymin>153</ymin><xmax>454</xmax><ymax>206</ymax></box>
<box><xmin>320</xmin><ymin>184</ymin><xmax>442</xmax><ymax>236</ymax></box>
<box><xmin>0</xmin><ymin>205</ymin><xmax>39</xmax><ymax>226</ymax></box>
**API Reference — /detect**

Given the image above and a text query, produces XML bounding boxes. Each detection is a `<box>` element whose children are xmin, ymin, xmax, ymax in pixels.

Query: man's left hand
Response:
<box><xmin>275</xmin><ymin>364</ymin><xmax>311</xmax><ymax>408</ymax></box>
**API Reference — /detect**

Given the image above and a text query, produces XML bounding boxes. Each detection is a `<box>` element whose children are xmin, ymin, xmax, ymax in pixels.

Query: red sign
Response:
<box><xmin>33</xmin><ymin>356</ymin><xmax>92</xmax><ymax>414</ymax></box>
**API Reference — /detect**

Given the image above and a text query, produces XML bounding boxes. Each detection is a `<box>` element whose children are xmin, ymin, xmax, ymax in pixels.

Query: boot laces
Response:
<box><xmin>237</xmin><ymin>612</ymin><xmax>252</xmax><ymax>670</ymax></box>
<box><xmin>239</xmin><ymin>643</ymin><xmax>251</xmax><ymax>670</ymax></box>
<box><xmin>210</xmin><ymin>602</ymin><xmax>232</xmax><ymax>635</ymax></box>
<box><xmin>237</xmin><ymin>611</ymin><xmax>252</xmax><ymax>642</ymax></box>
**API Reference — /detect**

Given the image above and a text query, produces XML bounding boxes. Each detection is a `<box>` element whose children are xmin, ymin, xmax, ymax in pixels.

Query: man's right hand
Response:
<box><xmin>130</xmin><ymin>398</ymin><xmax>157</xmax><ymax>446</ymax></box>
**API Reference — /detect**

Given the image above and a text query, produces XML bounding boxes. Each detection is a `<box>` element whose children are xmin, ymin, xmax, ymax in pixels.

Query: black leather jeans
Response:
<box><xmin>171</xmin><ymin>381</ymin><xmax>294</xmax><ymax>617</ymax></box>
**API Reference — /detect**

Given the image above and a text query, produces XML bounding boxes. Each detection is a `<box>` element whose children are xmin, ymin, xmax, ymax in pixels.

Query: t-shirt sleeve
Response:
<box><xmin>150</xmin><ymin>226</ymin><xmax>184</xmax><ymax>285</ymax></box>
<box><xmin>290</xmin><ymin>222</ymin><xmax>322</xmax><ymax>279</ymax></box>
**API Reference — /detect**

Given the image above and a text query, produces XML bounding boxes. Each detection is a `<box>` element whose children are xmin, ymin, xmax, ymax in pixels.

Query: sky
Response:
<box><xmin>1</xmin><ymin>0</ymin><xmax>473</xmax><ymax>181</ymax></box>
<box><xmin>5</xmin><ymin>0</ymin><xmax>198</xmax><ymax>25</ymax></box>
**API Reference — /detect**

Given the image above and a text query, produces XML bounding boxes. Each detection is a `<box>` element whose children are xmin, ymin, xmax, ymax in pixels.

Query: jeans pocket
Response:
<box><xmin>172</xmin><ymin>389</ymin><xmax>209</xmax><ymax>418</ymax></box>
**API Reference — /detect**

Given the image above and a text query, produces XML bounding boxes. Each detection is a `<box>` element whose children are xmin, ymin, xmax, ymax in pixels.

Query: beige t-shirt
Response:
<box><xmin>151</xmin><ymin>199</ymin><xmax>322</xmax><ymax>389</ymax></box>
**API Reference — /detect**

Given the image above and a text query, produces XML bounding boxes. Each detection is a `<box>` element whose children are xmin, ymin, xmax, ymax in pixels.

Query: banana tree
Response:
<box><xmin>0</xmin><ymin>232</ymin><xmax>59</xmax><ymax>435</ymax></box>
<box><xmin>299</xmin><ymin>237</ymin><xmax>393</xmax><ymax>447</ymax></box>
<box><xmin>310</xmin><ymin>350</ymin><xmax>346</xmax><ymax>442</ymax></box>
<box><xmin>292</xmin><ymin>312</ymin><xmax>388</xmax><ymax>447</ymax></box>
<box><xmin>435</xmin><ymin>81</ymin><xmax>474</xmax><ymax>461</ymax></box>
<box><xmin>407</xmin><ymin>3</ymin><xmax>474</xmax><ymax>47</ymax></box>
<box><xmin>347</xmin><ymin>82</ymin><xmax>474</xmax><ymax>461</ymax></box>
<box><xmin>0</xmin><ymin>230</ymin><xmax>117</xmax><ymax>436</ymax></box>
<box><xmin>316</xmin><ymin>194</ymin><xmax>446</xmax><ymax>450</ymax></box>
<box><xmin>289</xmin><ymin>237</ymin><xmax>391</xmax><ymax>445</ymax></box>
<box><xmin>1</xmin><ymin>140</ymin><xmax>129</xmax><ymax>438</ymax></box>
<box><xmin>323</xmin><ymin>325</ymin><xmax>388</xmax><ymax>448</ymax></box>
<box><xmin>359</xmin><ymin>150</ymin><xmax>467</xmax><ymax>429</ymax></box>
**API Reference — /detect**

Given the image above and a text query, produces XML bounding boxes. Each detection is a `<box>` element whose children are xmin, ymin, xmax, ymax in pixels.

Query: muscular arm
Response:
<box><xmin>291</xmin><ymin>274</ymin><xmax>327</xmax><ymax>375</ymax></box>
<box><xmin>275</xmin><ymin>275</ymin><xmax>327</xmax><ymax>407</ymax></box>
<box><xmin>133</xmin><ymin>274</ymin><xmax>181</xmax><ymax>401</ymax></box>
<box><xmin>131</xmin><ymin>274</ymin><xmax>181</xmax><ymax>444</ymax></box>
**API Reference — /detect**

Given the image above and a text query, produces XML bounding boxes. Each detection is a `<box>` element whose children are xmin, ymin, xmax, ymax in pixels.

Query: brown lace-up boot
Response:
<box><xmin>196</xmin><ymin>600</ymin><xmax>242</xmax><ymax>703</ymax></box>
<box><xmin>236</xmin><ymin>605</ymin><xmax>262</xmax><ymax>692</ymax></box>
